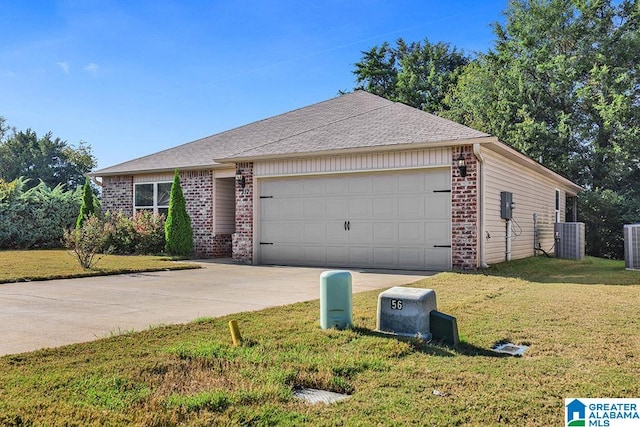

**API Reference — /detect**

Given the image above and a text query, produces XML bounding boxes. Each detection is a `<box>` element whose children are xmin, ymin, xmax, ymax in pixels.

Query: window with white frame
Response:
<box><xmin>134</xmin><ymin>182</ymin><xmax>172</xmax><ymax>216</ymax></box>
<box><xmin>555</xmin><ymin>189</ymin><xmax>561</xmax><ymax>223</ymax></box>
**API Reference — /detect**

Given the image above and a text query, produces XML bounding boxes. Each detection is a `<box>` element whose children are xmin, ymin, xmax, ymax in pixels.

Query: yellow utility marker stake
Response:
<box><xmin>229</xmin><ymin>320</ymin><xmax>242</xmax><ymax>346</ymax></box>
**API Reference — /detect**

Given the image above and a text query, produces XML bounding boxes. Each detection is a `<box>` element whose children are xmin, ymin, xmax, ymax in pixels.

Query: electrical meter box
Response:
<box><xmin>376</xmin><ymin>287</ymin><xmax>436</xmax><ymax>338</ymax></box>
<box><xmin>500</xmin><ymin>191</ymin><xmax>514</xmax><ymax>219</ymax></box>
<box><xmin>319</xmin><ymin>270</ymin><xmax>352</xmax><ymax>330</ymax></box>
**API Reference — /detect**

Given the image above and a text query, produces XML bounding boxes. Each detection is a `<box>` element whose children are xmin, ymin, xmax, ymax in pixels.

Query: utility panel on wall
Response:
<box><xmin>500</xmin><ymin>192</ymin><xmax>514</xmax><ymax>220</ymax></box>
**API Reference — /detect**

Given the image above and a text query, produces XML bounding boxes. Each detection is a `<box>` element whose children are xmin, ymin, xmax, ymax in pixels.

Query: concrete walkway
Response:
<box><xmin>0</xmin><ymin>261</ymin><xmax>431</xmax><ymax>356</ymax></box>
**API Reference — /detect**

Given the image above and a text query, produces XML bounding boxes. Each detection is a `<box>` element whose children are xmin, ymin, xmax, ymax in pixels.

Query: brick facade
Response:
<box><xmin>101</xmin><ymin>175</ymin><xmax>133</xmax><ymax>217</ymax></box>
<box><xmin>451</xmin><ymin>145</ymin><xmax>478</xmax><ymax>270</ymax></box>
<box><xmin>232</xmin><ymin>162</ymin><xmax>254</xmax><ymax>264</ymax></box>
<box><xmin>213</xmin><ymin>233</ymin><xmax>232</xmax><ymax>258</ymax></box>
<box><xmin>180</xmin><ymin>170</ymin><xmax>215</xmax><ymax>257</ymax></box>
<box><xmin>101</xmin><ymin>171</ymin><xmax>231</xmax><ymax>258</ymax></box>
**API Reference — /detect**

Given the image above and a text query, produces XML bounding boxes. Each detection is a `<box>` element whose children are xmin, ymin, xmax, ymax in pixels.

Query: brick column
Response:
<box><xmin>181</xmin><ymin>170</ymin><xmax>214</xmax><ymax>257</ymax></box>
<box><xmin>451</xmin><ymin>146</ymin><xmax>478</xmax><ymax>270</ymax></box>
<box><xmin>232</xmin><ymin>162</ymin><xmax>254</xmax><ymax>264</ymax></box>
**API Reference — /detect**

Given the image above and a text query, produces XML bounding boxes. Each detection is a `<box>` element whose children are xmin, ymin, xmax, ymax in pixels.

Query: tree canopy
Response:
<box><xmin>0</xmin><ymin>118</ymin><xmax>96</xmax><ymax>191</ymax></box>
<box><xmin>351</xmin><ymin>0</ymin><xmax>640</xmax><ymax>259</ymax></box>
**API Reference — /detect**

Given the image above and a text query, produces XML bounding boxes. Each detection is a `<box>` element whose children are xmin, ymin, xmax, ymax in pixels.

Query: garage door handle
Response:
<box><xmin>347</xmin><ymin>221</ymin><xmax>350</xmax><ymax>230</ymax></box>
<box><xmin>433</xmin><ymin>245</ymin><xmax>451</xmax><ymax>248</ymax></box>
<box><xmin>344</xmin><ymin>221</ymin><xmax>347</xmax><ymax>230</ymax></box>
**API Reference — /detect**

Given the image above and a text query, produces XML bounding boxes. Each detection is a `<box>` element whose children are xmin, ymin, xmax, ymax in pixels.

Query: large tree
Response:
<box><xmin>443</xmin><ymin>0</ymin><xmax>640</xmax><ymax>258</ymax></box>
<box><xmin>0</xmin><ymin>119</ymin><xmax>96</xmax><ymax>190</ymax></box>
<box><xmin>353</xmin><ymin>38</ymin><xmax>470</xmax><ymax>112</ymax></box>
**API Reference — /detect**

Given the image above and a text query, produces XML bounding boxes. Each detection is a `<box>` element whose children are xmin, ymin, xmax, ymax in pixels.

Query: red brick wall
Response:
<box><xmin>213</xmin><ymin>233</ymin><xmax>232</xmax><ymax>257</ymax></box>
<box><xmin>232</xmin><ymin>162</ymin><xmax>253</xmax><ymax>264</ymax></box>
<box><xmin>451</xmin><ymin>146</ymin><xmax>478</xmax><ymax>270</ymax></box>
<box><xmin>101</xmin><ymin>175</ymin><xmax>133</xmax><ymax>216</ymax></box>
<box><xmin>180</xmin><ymin>170</ymin><xmax>215</xmax><ymax>257</ymax></box>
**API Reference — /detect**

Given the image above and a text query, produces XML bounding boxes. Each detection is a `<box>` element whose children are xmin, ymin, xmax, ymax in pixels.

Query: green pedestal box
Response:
<box><xmin>320</xmin><ymin>271</ymin><xmax>352</xmax><ymax>330</ymax></box>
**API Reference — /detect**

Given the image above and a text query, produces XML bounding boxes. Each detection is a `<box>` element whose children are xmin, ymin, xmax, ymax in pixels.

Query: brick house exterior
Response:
<box><xmin>95</xmin><ymin>91</ymin><xmax>581</xmax><ymax>270</ymax></box>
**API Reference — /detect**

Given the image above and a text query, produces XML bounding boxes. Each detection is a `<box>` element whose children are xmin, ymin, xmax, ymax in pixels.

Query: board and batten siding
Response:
<box><xmin>254</xmin><ymin>148</ymin><xmax>451</xmax><ymax>177</ymax></box>
<box><xmin>481</xmin><ymin>148</ymin><xmax>566</xmax><ymax>264</ymax></box>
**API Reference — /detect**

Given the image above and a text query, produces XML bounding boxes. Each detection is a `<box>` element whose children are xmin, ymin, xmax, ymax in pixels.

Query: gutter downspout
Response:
<box><xmin>473</xmin><ymin>143</ymin><xmax>488</xmax><ymax>268</ymax></box>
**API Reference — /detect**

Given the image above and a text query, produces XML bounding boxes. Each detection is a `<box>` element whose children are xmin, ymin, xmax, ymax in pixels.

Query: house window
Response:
<box><xmin>134</xmin><ymin>182</ymin><xmax>172</xmax><ymax>216</ymax></box>
<box><xmin>555</xmin><ymin>189</ymin><xmax>561</xmax><ymax>223</ymax></box>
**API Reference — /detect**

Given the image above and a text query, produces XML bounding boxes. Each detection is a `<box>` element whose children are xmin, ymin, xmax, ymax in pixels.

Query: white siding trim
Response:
<box><xmin>254</xmin><ymin>147</ymin><xmax>451</xmax><ymax>177</ymax></box>
<box><xmin>133</xmin><ymin>173</ymin><xmax>173</xmax><ymax>183</ymax></box>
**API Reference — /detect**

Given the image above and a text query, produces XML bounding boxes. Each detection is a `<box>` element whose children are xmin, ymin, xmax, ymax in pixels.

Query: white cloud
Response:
<box><xmin>57</xmin><ymin>61</ymin><xmax>70</xmax><ymax>74</ymax></box>
<box><xmin>83</xmin><ymin>62</ymin><xmax>99</xmax><ymax>76</ymax></box>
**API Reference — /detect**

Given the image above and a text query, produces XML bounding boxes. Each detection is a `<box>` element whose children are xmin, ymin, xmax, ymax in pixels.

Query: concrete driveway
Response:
<box><xmin>0</xmin><ymin>261</ymin><xmax>431</xmax><ymax>356</ymax></box>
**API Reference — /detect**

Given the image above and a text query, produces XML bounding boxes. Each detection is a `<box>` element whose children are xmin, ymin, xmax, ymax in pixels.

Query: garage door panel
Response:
<box><xmin>326</xmin><ymin>222</ymin><xmax>350</xmax><ymax>242</ymax></box>
<box><xmin>373</xmin><ymin>198</ymin><xmax>397</xmax><ymax>218</ymax></box>
<box><xmin>348</xmin><ymin>246</ymin><xmax>371</xmax><ymax>266</ymax></box>
<box><xmin>398</xmin><ymin>172</ymin><xmax>424</xmax><ymax>192</ymax></box>
<box><xmin>326</xmin><ymin>245</ymin><xmax>348</xmax><ymax>265</ymax></box>
<box><xmin>373</xmin><ymin>222</ymin><xmax>395</xmax><ymax>241</ymax></box>
<box><xmin>425</xmin><ymin>248</ymin><xmax>451</xmax><ymax>270</ymax></box>
<box><xmin>398</xmin><ymin>197</ymin><xmax>423</xmax><ymax>218</ymax></box>
<box><xmin>348</xmin><ymin>198</ymin><xmax>372</xmax><ymax>218</ymax></box>
<box><xmin>303</xmin><ymin>222</ymin><xmax>325</xmax><ymax>242</ymax></box>
<box><xmin>373</xmin><ymin>247</ymin><xmax>397</xmax><ymax>268</ymax></box>
<box><xmin>303</xmin><ymin>246</ymin><xmax>325</xmax><ymax>264</ymax></box>
<box><xmin>348</xmin><ymin>222</ymin><xmax>372</xmax><ymax>242</ymax></box>
<box><xmin>303</xmin><ymin>199</ymin><xmax>326</xmax><ymax>218</ymax></box>
<box><xmin>397</xmin><ymin>248</ymin><xmax>424</xmax><ymax>269</ymax></box>
<box><xmin>282</xmin><ymin>200</ymin><xmax>304</xmax><ymax>218</ymax></box>
<box><xmin>325</xmin><ymin>198</ymin><xmax>348</xmax><ymax>218</ymax></box>
<box><xmin>399</xmin><ymin>223</ymin><xmax>425</xmax><ymax>242</ymax></box>
<box><xmin>349</xmin><ymin>176</ymin><xmax>372</xmax><ymax>194</ymax></box>
<box><xmin>259</xmin><ymin>168</ymin><xmax>451</xmax><ymax>270</ymax></box>
<box><xmin>261</xmin><ymin>200</ymin><xmax>280</xmax><ymax>220</ymax></box>
<box><xmin>425</xmin><ymin>221</ymin><xmax>451</xmax><ymax>244</ymax></box>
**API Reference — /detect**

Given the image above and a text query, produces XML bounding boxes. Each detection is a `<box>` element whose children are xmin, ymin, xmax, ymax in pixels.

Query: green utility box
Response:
<box><xmin>320</xmin><ymin>270</ymin><xmax>353</xmax><ymax>330</ymax></box>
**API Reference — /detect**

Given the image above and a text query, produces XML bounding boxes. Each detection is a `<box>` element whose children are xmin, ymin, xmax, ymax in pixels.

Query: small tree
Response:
<box><xmin>76</xmin><ymin>178</ymin><xmax>95</xmax><ymax>229</ymax></box>
<box><xmin>164</xmin><ymin>169</ymin><xmax>193</xmax><ymax>256</ymax></box>
<box><xmin>64</xmin><ymin>215</ymin><xmax>106</xmax><ymax>269</ymax></box>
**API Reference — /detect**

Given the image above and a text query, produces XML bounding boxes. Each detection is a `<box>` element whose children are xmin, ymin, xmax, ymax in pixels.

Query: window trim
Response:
<box><xmin>555</xmin><ymin>188</ymin><xmax>561</xmax><ymax>223</ymax></box>
<box><xmin>134</xmin><ymin>181</ymin><xmax>172</xmax><ymax>215</ymax></box>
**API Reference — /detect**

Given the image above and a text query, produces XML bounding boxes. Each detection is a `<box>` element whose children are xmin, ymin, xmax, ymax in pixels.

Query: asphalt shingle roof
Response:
<box><xmin>94</xmin><ymin>91</ymin><xmax>489</xmax><ymax>176</ymax></box>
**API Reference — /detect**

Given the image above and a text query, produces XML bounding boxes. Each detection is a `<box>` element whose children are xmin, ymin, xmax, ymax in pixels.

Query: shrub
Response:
<box><xmin>64</xmin><ymin>215</ymin><xmax>106</xmax><ymax>269</ymax></box>
<box><xmin>0</xmin><ymin>177</ymin><xmax>81</xmax><ymax>249</ymax></box>
<box><xmin>164</xmin><ymin>170</ymin><xmax>193</xmax><ymax>256</ymax></box>
<box><xmin>131</xmin><ymin>210</ymin><xmax>166</xmax><ymax>255</ymax></box>
<box><xmin>76</xmin><ymin>178</ymin><xmax>96</xmax><ymax>229</ymax></box>
<box><xmin>102</xmin><ymin>210</ymin><xmax>166</xmax><ymax>255</ymax></box>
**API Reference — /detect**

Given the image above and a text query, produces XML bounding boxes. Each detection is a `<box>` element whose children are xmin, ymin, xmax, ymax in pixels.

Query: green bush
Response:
<box><xmin>102</xmin><ymin>210</ymin><xmax>166</xmax><ymax>255</ymax></box>
<box><xmin>0</xmin><ymin>177</ymin><xmax>81</xmax><ymax>249</ymax></box>
<box><xmin>76</xmin><ymin>178</ymin><xmax>97</xmax><ymax>229</ymax></box>
<box><xmin>164</xmin><ymin>170</ymin><xmax>193</xmax><ymax>256</ymax></box>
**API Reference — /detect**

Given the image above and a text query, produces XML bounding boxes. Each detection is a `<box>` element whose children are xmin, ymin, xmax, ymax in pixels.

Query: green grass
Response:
<box><xmin>0</xmin><ymin>250</ymin><xmax>199</xmax><ymax>283</ymax></box>
<box><xmin>0</xmin><ymin>256</ymin><xmax>638</xmax><ymax>425</ymax></box>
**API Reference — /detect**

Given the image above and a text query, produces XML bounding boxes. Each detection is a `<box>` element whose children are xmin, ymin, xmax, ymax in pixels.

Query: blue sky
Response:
<box><xmin>0</xmin><ymin>1</ymin><xmax>507</xmax><ymax>170</ymax></box>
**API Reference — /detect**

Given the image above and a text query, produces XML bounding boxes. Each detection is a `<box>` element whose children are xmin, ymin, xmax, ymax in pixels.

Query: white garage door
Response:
<box><xmin>258</xmin><ymin>168</ymin><xmax>451</xmax><ymax>270</ymax></box>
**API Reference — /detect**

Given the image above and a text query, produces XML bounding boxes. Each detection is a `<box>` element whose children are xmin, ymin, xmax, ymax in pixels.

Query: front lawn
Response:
<box><xmin>0</xmin><ymin>256</ymin><xmax>638</xmax><ymax>426</ymax></box>
<box><xmin>0</xmin><ymin>250</ymin><xmax>199</xmax><ymax>283</ymax></box>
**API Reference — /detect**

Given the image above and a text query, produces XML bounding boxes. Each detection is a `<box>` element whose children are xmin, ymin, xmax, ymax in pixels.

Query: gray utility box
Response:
<box><xmin>376</xmin><ymin>287</ymin><xmax>436</xmax><ymax>338</ymax></box>
<box><xmin>319</xmin><ymin>270</ymin><xmax>353</xmax><ymax>330</ymax></box>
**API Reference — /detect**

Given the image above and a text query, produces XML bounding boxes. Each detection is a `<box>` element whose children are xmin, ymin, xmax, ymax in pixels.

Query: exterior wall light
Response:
<box><xmin>235</xmin><ymin>167</ymin><xmax>246</xmax><ymax>188</ymax></box>
<box><xmin>456</xmin><ymin>153</ymin><xmax>467</xmax><ymax>178</ymax></box>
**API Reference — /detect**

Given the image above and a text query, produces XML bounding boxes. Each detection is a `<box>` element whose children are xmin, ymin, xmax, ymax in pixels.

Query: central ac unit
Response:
<box><xmin>554</xmin><ymin>222</ymin><xmax>585</xmax><ymax>260</ymax></box>
<box><xmin>624</xmin><ymin>224</ymin><xmax>640</xmax><ymax>271</ymax></box>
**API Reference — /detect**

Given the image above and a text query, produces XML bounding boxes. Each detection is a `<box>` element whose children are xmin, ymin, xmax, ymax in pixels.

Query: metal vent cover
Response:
<box><xmin>554</xmin><ymin>222</ymin><xmax>585</xmax><ymax>260</ymax></box>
